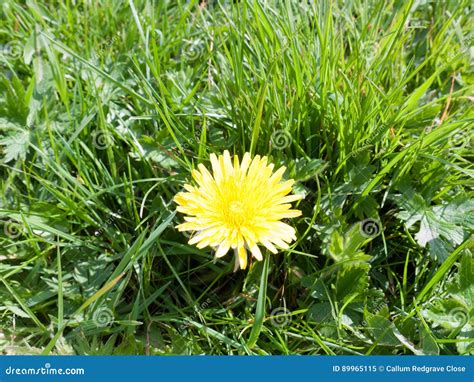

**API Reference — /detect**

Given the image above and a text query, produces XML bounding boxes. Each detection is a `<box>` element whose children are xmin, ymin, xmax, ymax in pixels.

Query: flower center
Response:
<box><xmin>226</xmin><ymin>200</ymin><xmax>246</xmax><ymax>227</ymax></box>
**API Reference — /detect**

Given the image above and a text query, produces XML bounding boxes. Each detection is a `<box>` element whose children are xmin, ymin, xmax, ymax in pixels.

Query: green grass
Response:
<box><xmin>0</xmin><ymin>0</ymin><xmax>473</xmax><ymax>355</ymax></box>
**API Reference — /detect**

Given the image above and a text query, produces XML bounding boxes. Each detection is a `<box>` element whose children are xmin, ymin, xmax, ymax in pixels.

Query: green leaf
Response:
<box><xmin>456</xmin><ymin>253</ymin><xmax>474</xmax><ymax>306</ymax></box>
<box><xmin>5</xmin><ymin>304</ymin><xmax>29</xmax><ymax>318</ymax></box>
<box><xmin>422</xmin><ymin>299</ymin><xmax>470</xmax><ymax>330</ymax></box>
<box><xmin>249</xmin><ymin>82</ymin><xmax>268</xmax><ymax>155</ymax></box>
<box><xmin>444</xmin><ymin>252</ymin><xmax>474</xmax><ymax>321</ymax></box>
<box><xmin>42</xmin><ymin>273</ymin><xmax>125</xmax><ymax>355</ymax></box>
<box><xmin>292</xmin><ymin>158</ymin><xmax>327</xmax><ymax>182</ymax></box>
<box><xmin>457</xmin><ymin>323</ymin><xmax>474</xmax><ymax>355</ymax></box>
<box><xmin>395</xmin><ymin>192</ymin><xmax>473</xmax><ymax>261</ymax></box>
<box><xmin>130</xmin><ymin>136</ymin><xmax>180</xmax><ymax>169</ymax></box>
<box><xmin>328</xmin><ymin>230</ymin><xmax>345</xmax><ymax>261</ymax></box>
<box><xmin>415</xmin><ymin>238</ymin><xmax>471</xmax><ymax>304</ymax></box>
<box><xmin>327</xmin><ymin>224</ymin><xmax>373</xmax><ymax>264</ymax></box>
<box><xmin>366</xmin><ymin>315</ymin><xmax>400</xmax><ymax>346</ymax></box>
<box><xmin>366</xmin><ymin>314</ymin><xmax>421</xmax><ymax>354</ymax></box>
<box><xmin>0</xmin><ymin>129</ymin><xmax>30</xmax><ymax>163</ymax></box>
<box><xmin>419</xmin><ymin>324</ymin><xmax>439</xmax><ymax>355</ymax></box>
<box><xmin>307</xmin><ymin>302</ymin><xmax>333</xmax><ymax>323</ymax></box>
<box><xmin>23</xmin><ymin>33</ymin><xmax>36</xmax><ymax>65</ymax></box>
<box><xmin>336</xmin><ymin>263</ymin><xmax>370</xmax><ymax>303</ymax></box>
<box><xmin>302</xmin><ymin>278</ymin><xmax>329</xmax><ymax>300</ymax></box>
<box><xmin>247</xmin><ymin>255</ymin><xmax>270</xmax><ymax>349</ymax></box>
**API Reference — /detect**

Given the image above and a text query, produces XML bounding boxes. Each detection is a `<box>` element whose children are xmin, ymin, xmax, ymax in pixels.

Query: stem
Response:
<box><xmin>247</xmin><ymin>254</ymin><xmax>270</xmax><ymax>349</ymax></box>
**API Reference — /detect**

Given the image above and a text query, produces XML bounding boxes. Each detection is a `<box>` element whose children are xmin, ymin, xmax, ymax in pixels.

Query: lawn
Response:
<box><xmin>0</xmin><ymin>0</ymin><xmax>473</xmax><ymax>355</ymax></box>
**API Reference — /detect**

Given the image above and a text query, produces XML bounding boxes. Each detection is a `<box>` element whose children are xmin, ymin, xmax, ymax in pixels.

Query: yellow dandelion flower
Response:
<box><xmin>174</xmin><ymin>150</ymin><xmax>302</xmax><ymax>270</ymax></box>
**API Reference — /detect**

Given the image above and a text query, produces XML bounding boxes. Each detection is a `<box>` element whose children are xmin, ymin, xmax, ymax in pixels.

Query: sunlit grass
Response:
<box><xmin>0</xmin><ymin>0</ymin><xmax>472</xmax><ymax>355</ymax></box>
